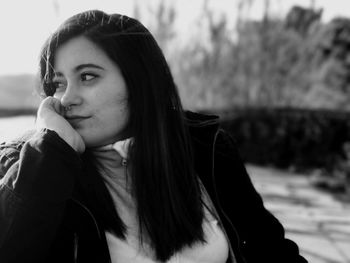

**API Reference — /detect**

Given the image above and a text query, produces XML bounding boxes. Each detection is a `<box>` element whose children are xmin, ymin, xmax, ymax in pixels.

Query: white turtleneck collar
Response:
<box><xmin>96</xmin><ymin>138</ymin><xmax>133</xmax><ymax>159</ymax></box>
<box><xmin>90</xmin><ymin>138</ymin><xmax>133</xmax><ymax>166</ymax></box>
<box><xmin>89</xmin><ymin>138</ymin><xmax>134</xmax><ymax>181</ymax></box>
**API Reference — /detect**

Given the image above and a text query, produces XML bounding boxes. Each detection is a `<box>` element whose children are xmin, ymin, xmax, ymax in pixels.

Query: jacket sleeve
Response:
<box><xmin>0</xmin><ymin>129</ymin><xmax>82</xmax><ymax>263</ymax></box>
<box><xmin>214</xmin><ymin>129</ymin><xmax>307</xmax><ymax>263</ymax></box>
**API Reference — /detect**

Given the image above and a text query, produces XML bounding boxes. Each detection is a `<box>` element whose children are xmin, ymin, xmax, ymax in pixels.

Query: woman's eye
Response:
<box><xmin>53</xmin><ymin>81</ymin><xmax>66</xmax><ymax>91</ymax></box>
<box><xmin>81</xmin><ymin>73</ymin><xmax>97</xmax><ymax>82</ymax></box>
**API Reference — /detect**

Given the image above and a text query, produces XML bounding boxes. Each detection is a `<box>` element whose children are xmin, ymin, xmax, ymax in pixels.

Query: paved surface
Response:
<box><xmin>247</xmin><ymin>165</ymin><xmax>350</xmax><ymax>263</ymax></box>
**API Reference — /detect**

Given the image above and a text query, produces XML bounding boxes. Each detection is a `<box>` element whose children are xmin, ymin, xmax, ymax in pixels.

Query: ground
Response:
<box><xmin>248</xmin><ymin>165</ymin><xmax>350</xmax><ymax>263</ymax></box>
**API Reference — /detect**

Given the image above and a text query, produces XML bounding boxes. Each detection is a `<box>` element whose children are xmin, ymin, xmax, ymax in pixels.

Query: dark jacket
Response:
<box><xmin>0</xmin><ymin>112</ymin><xmax>307</xmax><ymax>263</ymax></box>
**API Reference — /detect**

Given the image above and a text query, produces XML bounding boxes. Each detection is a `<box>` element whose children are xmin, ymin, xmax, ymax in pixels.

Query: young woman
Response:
<box><xmin>0</xmin><ymin>10</ymin><xmax>307</xmax><ymax>263</ymax></box>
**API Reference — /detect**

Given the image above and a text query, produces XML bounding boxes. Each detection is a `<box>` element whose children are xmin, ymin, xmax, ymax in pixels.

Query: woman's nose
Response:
<box><xmin>60</xmin><ymin>83</ymin><xmax>82</xmax><ymax>108</ymax></box>
<box><xmin>60</xmin><ymin>84</ymin><xmax>82</xmax><ymax>107</ymax></box>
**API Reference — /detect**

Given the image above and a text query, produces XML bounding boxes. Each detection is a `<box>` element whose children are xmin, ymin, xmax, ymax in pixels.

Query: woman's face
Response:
<box><xmin>52</xmin><ymin>36</ymin><xmax>129</xmax><ymax>147</ymax></box>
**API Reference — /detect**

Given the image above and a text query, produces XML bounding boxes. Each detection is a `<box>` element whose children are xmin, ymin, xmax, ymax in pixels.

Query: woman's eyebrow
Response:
<box><xmin>53</xmin><ymin>64</ymin><xmax>105</xmax><ymax>78</ymax></box>
<box><xmin>75</xmin><ymin>63</ymin><xmax>105</xmax><ymax>71</ymax></box>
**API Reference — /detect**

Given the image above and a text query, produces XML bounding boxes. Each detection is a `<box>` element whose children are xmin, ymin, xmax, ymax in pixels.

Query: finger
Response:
<box><xmin>41</xmin><ymin>97</ymin><xmax>64</xmax><ymax>115</ymax></box>
<box><xmin>50</xmin><ymin>98</ymin><xmax>64</xmax><ymax>115</ymax></box>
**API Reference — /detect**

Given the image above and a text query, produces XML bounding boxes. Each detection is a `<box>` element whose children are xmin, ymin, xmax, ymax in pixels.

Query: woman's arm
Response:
<box><xmin>0</xmin><ymin>129</ymin><xmax>82</xmax><ymax>263</ymax></box>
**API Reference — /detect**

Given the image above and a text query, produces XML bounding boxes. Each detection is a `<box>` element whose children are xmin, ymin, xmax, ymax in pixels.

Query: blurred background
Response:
<box><xmin>1</xmin><ymin>0</ymin><xmax>350</xmax><ymax>262</ymax></box>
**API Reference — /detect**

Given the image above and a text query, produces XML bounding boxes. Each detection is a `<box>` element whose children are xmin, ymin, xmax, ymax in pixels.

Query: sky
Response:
<box><xmin>0</xmin><ymin>0</ymin><xmax>350</xmax><ymax>76</ymax></box>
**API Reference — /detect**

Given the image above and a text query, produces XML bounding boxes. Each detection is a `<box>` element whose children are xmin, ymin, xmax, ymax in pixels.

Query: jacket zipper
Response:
<box><xmin>71</xmin><ymin>198</ymin><xmax>105</xmax><ymax>262</ymax></box>
<box><xmin>211</xmin><ymin>129</ymin><xmax>245</xmax><ymax>263</ymax></box>
<box><xmin>74</xmin><ymin>232</ymin><xmax>79</xmax><ymax>263</ymax></box>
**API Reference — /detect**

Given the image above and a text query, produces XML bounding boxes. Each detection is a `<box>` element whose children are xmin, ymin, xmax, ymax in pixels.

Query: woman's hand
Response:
<box><xmin>35</xmin><ymin>97</ymin><xmax>85</xmax><ymax>153</ymax></box>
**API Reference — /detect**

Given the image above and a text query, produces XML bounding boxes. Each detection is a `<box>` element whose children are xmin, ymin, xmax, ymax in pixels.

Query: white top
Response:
<box><xmin>105</xmin><ymin>214</ymin><xmax>229</xmax><ymax>263</ymax></box>
<box><xmin>106</xmin><ymin>213</ymin><xmax>228</xmax><ymax>263</ymax></box>
<box><xmin>92</xmin><ymin>139</ymin><xmax>229</xmax><ymax>263</ymax></box>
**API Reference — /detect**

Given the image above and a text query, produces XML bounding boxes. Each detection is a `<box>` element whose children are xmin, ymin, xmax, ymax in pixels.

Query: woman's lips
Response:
<box><xmin>65</xmin><ymin>116</ymin><xmax>90</xmax><ymax>126</ymax></box>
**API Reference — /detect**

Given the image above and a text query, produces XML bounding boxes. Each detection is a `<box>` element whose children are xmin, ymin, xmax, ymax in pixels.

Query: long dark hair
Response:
<box><xmin>38</xmin><ymin>10</ymin><xmax>204</xmax><ymax>261</ymax></box>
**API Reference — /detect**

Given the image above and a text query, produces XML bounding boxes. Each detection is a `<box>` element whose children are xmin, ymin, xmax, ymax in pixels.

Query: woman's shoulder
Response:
<box><xmin>185</xmin><ymin>110</ymin><xmax>220</xmax><ymax>143</ymax></box>
<box><xmin>184</xmin><ymin>111</ymin><xmax>220</xmax><ymax>128</ymax></box>
<box><xmin>184</xmin><ymin>110</ymin><xmax>236</xmax><ymax>149</ymax></box>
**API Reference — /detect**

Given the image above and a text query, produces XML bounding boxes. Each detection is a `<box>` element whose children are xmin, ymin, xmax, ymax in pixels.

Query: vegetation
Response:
<box><xmin>140</xmin><ymin>1</ymin><xmax>349</xmax><ymax>112</ymax></box>
<box><xmin>219</xmin><ymin>107</ymin><xmax>350</xmax><ymax>172</ymax></box>
<box><xmin>142</xmin><ymin>0</ymin><xmax>350</xmax><ymax>194</ymax></box>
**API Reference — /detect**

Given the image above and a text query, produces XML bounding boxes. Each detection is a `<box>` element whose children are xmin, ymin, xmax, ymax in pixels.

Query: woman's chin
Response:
<box><xmin>80</xmin><ymin>135</ymin><xmax>112</xmax><ymax>149</ymax></box>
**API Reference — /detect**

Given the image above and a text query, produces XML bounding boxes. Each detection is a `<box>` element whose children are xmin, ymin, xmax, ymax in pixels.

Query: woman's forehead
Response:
<box><xmin>53</xmin><ymin>36</ymin><xmax>112</xmax><ymax>73</ymax></box>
